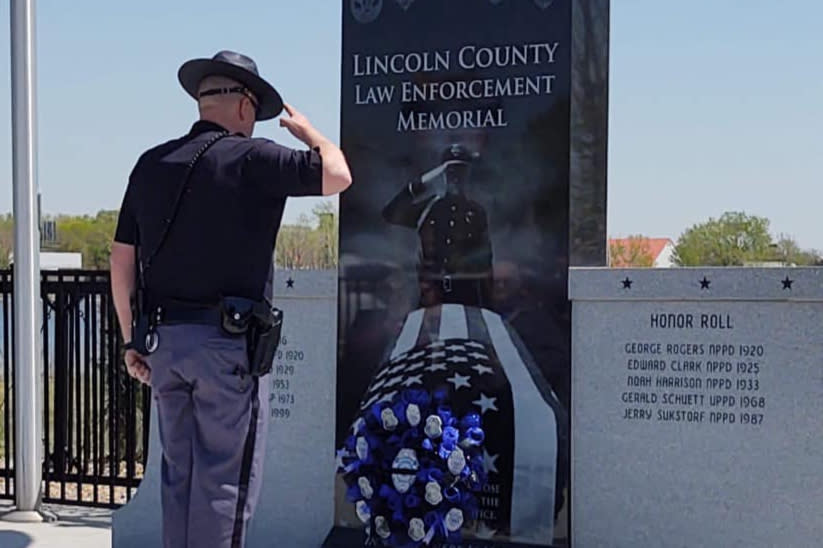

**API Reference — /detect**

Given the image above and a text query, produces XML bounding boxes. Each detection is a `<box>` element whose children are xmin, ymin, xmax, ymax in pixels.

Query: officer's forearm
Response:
<box><xmin>110</xmin><ymin>242</ymin><xmax>136</xmax><ymax>342</ymax></box>
<box><xmin>303</xmin><ymin>128</ymin><xmax>352</xmax><ymax>196</ymax></box>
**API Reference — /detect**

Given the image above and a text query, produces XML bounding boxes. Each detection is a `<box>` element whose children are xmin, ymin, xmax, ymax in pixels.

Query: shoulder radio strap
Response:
<box><xmin>135</xmin><ymin>130</ymin><xmax>229</xmax><ymax>289</ymax></box>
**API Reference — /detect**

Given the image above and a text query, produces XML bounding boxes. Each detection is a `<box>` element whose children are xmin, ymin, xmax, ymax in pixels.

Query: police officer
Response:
<box><xmin>382</xmin><ymin>143</ymin><xmax>494</xmax><ymax>308</ymax></box>
<box><xmin>109</xmin><ymin>50</ymin><xmax>351</xmax><ymax>548</ymax></box>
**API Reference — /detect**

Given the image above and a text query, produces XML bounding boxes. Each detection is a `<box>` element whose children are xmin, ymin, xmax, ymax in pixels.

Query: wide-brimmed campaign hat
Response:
<box><xmin>178</xmin><ymin>50</ymin><xmax>284</xmax><ymax>120</ymax></box>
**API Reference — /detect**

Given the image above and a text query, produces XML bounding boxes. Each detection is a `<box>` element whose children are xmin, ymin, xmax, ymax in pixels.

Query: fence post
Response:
<box><xmin>3</xmin><ymin>0</ymin><xmax>50</xmax><ymax>523</ymax></box>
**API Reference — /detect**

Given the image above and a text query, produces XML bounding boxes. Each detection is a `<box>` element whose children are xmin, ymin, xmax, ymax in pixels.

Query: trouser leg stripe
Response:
<box><xmin>231</xmin><ymin>377</ymin><xmax>260</xmax><ymax>548</ymax></box>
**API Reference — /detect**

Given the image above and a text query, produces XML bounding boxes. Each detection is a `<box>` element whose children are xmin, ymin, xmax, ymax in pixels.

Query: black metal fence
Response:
<box><xmin>0</xmin><ymin>269</ymin><xmax>149</xmax><ymax>508</ymax></box>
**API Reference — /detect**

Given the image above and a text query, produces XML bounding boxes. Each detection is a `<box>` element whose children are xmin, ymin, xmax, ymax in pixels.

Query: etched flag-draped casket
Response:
<box><xmin>336</xmin><ymin>303</ymin><xmax>567</xmax><ymax>546</ymax></box>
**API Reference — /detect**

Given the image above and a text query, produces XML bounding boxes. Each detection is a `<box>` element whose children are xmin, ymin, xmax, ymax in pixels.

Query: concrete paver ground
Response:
<box><xmin>0</xmin><ymin>500</ymin><xmax>111</xmax><ymax>548</ymax></box>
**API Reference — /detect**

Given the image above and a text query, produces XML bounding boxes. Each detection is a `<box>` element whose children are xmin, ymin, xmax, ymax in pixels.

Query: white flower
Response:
<box><xmin>358</xmin><ymin>477</ymin><xmax>373</xmax><ymax>499</ymax></box>
<box><xmin>355</xmin><ymin>436</ymin><xmax>369</xmax><ymax>460</ymax></box>
<box><xmin>408</xmin><ymin>518</ymin><xmax>426</xmax><ymax>541</ymax></box>
<box><xmin>447</xmin><ymin>447</ymin><xmax>466</xmax><ymax>475</ymax></box>
<box><xmin>375</xmin><ymin>516</ymin><xmax>391</xmax><ymax>539</ymax></box>
<box><xmin>424</xmin><ymin>481</ymin><xmax>442</xmax><ymax>506</ymax></box>
<box><xmin>406</xmin><ymin>404</ymin><xmax>421</xmax><ymax>427</ymax></box>
<box><xmin>424</xmin><ymin>415</ymin><xmax>443</xmax><ymax>439</ymax></box>
<box><xmin>445</xmin><ymin>508</ymin><xmax>464</xmax><ymax>532</ymax></box>
<box><xmin>355</xmin><ymin>500</ymin><xmax>371</xmax><ymax>524</ymax></box>
<box><xmin>381</xmin><ymin>408</ymin><xmax>399</xmax><ymax>431</ymax></box>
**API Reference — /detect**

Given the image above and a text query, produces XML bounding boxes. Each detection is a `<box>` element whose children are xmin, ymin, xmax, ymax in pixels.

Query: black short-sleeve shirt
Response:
<box><xmin>114</xmin><ymin>120</ymin><xmax>323</xmax><ymax>304</ymax></box>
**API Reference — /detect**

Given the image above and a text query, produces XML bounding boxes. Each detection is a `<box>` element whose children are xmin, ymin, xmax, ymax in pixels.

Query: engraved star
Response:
<box><xmin>482</xmin><ymin>449</ymin><xmax>499</xmax><ymax>475</ymax></box>
<box><xmin>700</xmin><ymin>276</ymin><xmax>711</xmax><ymax>290</ymax></box>
<box><xmin>782</xmin><ymin>276</ymin><xmax>793</xmax><ymax>290</ymax></box>
<box><xmin>286</xmin><ymin>278</ymin><xmax>294</xmax><ymax>288</ymax></box>
<box><xmin>446</xmin><ymin>356</ymin><xmax>469</xmax><ymax>364</ymax></box>
<box><xmin>447</xmin><ymin>373</ymin><xmax>471</xmax><ymax>390</ymax></box>
<box><xmin>376</xmin><ymin>390</ymin><xmax>398</xmax><ymax>405</ymax></box>
<box><xmin>473</xmin><ymin>393</ymin><xmax>498</xmax><ymax>415</ymax></box>
<box><xmin>425</xmin><ymin>362</ymin><xmax>447</xmax><ymax>372</ymax></box>
<box><xmin>468</xmin><ymin>352</ymin><xmax>489</xmax><ymax>360</ymax></box>
<box><xmin>622</xmin><ymin>277</ymin><xmax>632</xmax><ymax>289</ymax></box>
<box><xmin>402</xmin><ymin>375</ymin><xmax>423</xmax><ymax>387</ymax></box>
<box><xmin>472</xmin><ymin>364</ymin><xmax>493</xmax><ymax>376</ymax></box>
<box><xmin>466</xmin><ymin>342</ymin><xmax>484</xmax><ymax>349</ymax></box>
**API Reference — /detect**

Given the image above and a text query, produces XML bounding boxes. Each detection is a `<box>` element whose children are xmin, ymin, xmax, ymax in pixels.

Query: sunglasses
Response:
<box><xmin>198</xmin><ymin>86</ymin><xmax>259</xmax><ymax>113</ymax></box>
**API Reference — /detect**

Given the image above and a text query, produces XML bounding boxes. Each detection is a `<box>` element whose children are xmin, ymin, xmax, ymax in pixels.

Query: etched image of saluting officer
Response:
<box><xmin>382</xmin><ymin>143</ymin><xmax>494</xmax><ymax>310</ymax></box>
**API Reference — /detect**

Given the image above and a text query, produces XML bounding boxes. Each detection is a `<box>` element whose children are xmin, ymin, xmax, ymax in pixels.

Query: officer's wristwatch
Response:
<box><xmin>123</xmin><ymin>341</ymin><xmax>135</xmax><ymax>351</ymax></box>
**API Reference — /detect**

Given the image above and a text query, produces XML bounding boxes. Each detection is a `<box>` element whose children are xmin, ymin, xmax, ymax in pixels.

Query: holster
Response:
<box><xmin>220</xmin><ymin>296</ymin><xmax>283</xmax><ymax>377</ymax></box>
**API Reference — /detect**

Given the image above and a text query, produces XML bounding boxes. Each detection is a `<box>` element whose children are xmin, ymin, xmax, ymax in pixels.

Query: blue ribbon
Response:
<box><xmin>462</xmin><ymin>426</ymin><xmax>484</xmax><ymax>446</ymax></box>
<box><xmin>443</xmin><ymin>486</ymin><xmax>460</xmax><ymax>503</ymax></box>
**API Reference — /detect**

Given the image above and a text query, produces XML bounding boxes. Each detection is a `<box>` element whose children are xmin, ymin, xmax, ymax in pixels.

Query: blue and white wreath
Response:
<box><xmin>336</xmin><ymin>388</ymin><xmax>487</xmax><ymax>546</ymax></box>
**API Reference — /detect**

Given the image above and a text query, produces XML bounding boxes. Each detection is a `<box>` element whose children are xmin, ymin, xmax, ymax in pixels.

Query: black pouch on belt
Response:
<box><xmin>219</xmin><ymin>296</ymin><xmax>283</xmax><ymax>377</ymax></box>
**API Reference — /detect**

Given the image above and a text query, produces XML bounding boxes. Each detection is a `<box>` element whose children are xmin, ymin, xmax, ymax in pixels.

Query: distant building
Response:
<box><xmin>7</xmin><ymin>251</ymin><xmax>83</xmax><ymax>270</ymax></box>
<box><xmin>608</xmin><ymin>237</ymin><xmax>677</xmax><ymax>268</ymax></box>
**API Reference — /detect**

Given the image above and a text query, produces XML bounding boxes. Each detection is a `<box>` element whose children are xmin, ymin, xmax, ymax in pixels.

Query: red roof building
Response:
<box><xmin>608</xmin><ymin>237</ymin><xmax>676</xmax><ymax>268</ymax></box>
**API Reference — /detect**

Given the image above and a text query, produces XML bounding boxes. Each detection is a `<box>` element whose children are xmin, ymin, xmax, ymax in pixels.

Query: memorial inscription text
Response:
<box><xmin>270</xmin><ymin>335</ymin><xmax>304</xmax><ymax>420</ymax></box>
<box><xmin>349</xmin><ymin>41</ymin><xmax>563</xmax><ymax>132</ymax></box>
<box><xmin>619</xmin><ymin>311</ymin><xmax>766</xmax><ymax>427</ymax></box>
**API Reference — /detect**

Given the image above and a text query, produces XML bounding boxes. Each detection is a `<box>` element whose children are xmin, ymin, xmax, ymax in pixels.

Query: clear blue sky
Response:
<box><xmin>0</xmin><ymin>1</ymin><xmax>821</xmax><ymax>249</ymax></box>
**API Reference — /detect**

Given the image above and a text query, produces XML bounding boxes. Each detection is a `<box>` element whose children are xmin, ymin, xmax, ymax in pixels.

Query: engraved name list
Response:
<box><xmin>620</xmin><ymin>312</ymin><xmax>766</xmax><ymax>427</ymax></box>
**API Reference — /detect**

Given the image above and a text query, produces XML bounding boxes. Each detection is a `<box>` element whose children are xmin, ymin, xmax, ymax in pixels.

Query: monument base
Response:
<box><xmin>323</xmin><ymin>526</ymin><xmax>567</xmax><ymax>548</ymax></box>
<box><xmin>1</xmin><ymin>509</ymin><xmax>58</xmax><ymax>523</ymax></box>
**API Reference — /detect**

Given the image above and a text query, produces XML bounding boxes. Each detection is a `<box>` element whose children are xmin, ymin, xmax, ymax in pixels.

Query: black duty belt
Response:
<box><xmin>151</xmin><ymin>301</ymin><xmax>223</xmax><ymax>327</ymax></box>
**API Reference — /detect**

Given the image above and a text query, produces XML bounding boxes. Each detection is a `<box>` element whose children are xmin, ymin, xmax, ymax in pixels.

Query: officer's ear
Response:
<box><xmin>236</xmin><ymin>94</ymin><xmax>255</xmax><ymax>122</ymax></box>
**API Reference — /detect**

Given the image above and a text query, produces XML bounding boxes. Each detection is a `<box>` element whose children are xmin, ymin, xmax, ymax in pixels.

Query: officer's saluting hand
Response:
<box><xmin>280</xmin><ymin>102</ymin><xmax>352</xmax><ymax>196</ymax></box>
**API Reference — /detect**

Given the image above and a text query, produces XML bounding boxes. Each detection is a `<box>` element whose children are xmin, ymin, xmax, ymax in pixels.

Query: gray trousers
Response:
<box><xmin>146</xmin><ymin>323</ymin><xmax>270</xmax><ymax>548</ymax></box>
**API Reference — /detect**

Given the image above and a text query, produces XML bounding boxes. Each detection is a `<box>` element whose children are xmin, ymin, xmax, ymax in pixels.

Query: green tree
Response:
<box><xmin>0</xmin><ymin>214</ymin><xmax>13</xmax><ymax>268</ymax></box>
<box><xmin>51</xmin><ymin>210</ymin><xmax>118</xmax><ymax>268</ymax></box>
<box><xmin>673</xmin><ymin>212</ymin><xmax>774</xmax><ymax>266</ymax></box>
<box><xmin>274</xmin><ymin>200</ymin><xmax>339</xmax><ymax>269</ymax></box>
<box><xmin>773</xmin><ymin>234</ymin><xmax>823</xmax><ymax>266</ymax></box>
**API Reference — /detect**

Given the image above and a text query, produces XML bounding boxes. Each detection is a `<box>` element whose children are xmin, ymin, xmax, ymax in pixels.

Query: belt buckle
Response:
<box><xmin>443</xmin><ymin>275</ymin><xmax>452</xmax><ymax>293</ymax></box>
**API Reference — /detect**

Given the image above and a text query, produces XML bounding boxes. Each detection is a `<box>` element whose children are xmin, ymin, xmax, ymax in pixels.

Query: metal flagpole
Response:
<box><xmin>2</xmin><ymin>0</ymin><xmax>46</xmax><ymax>522</ymax></box>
